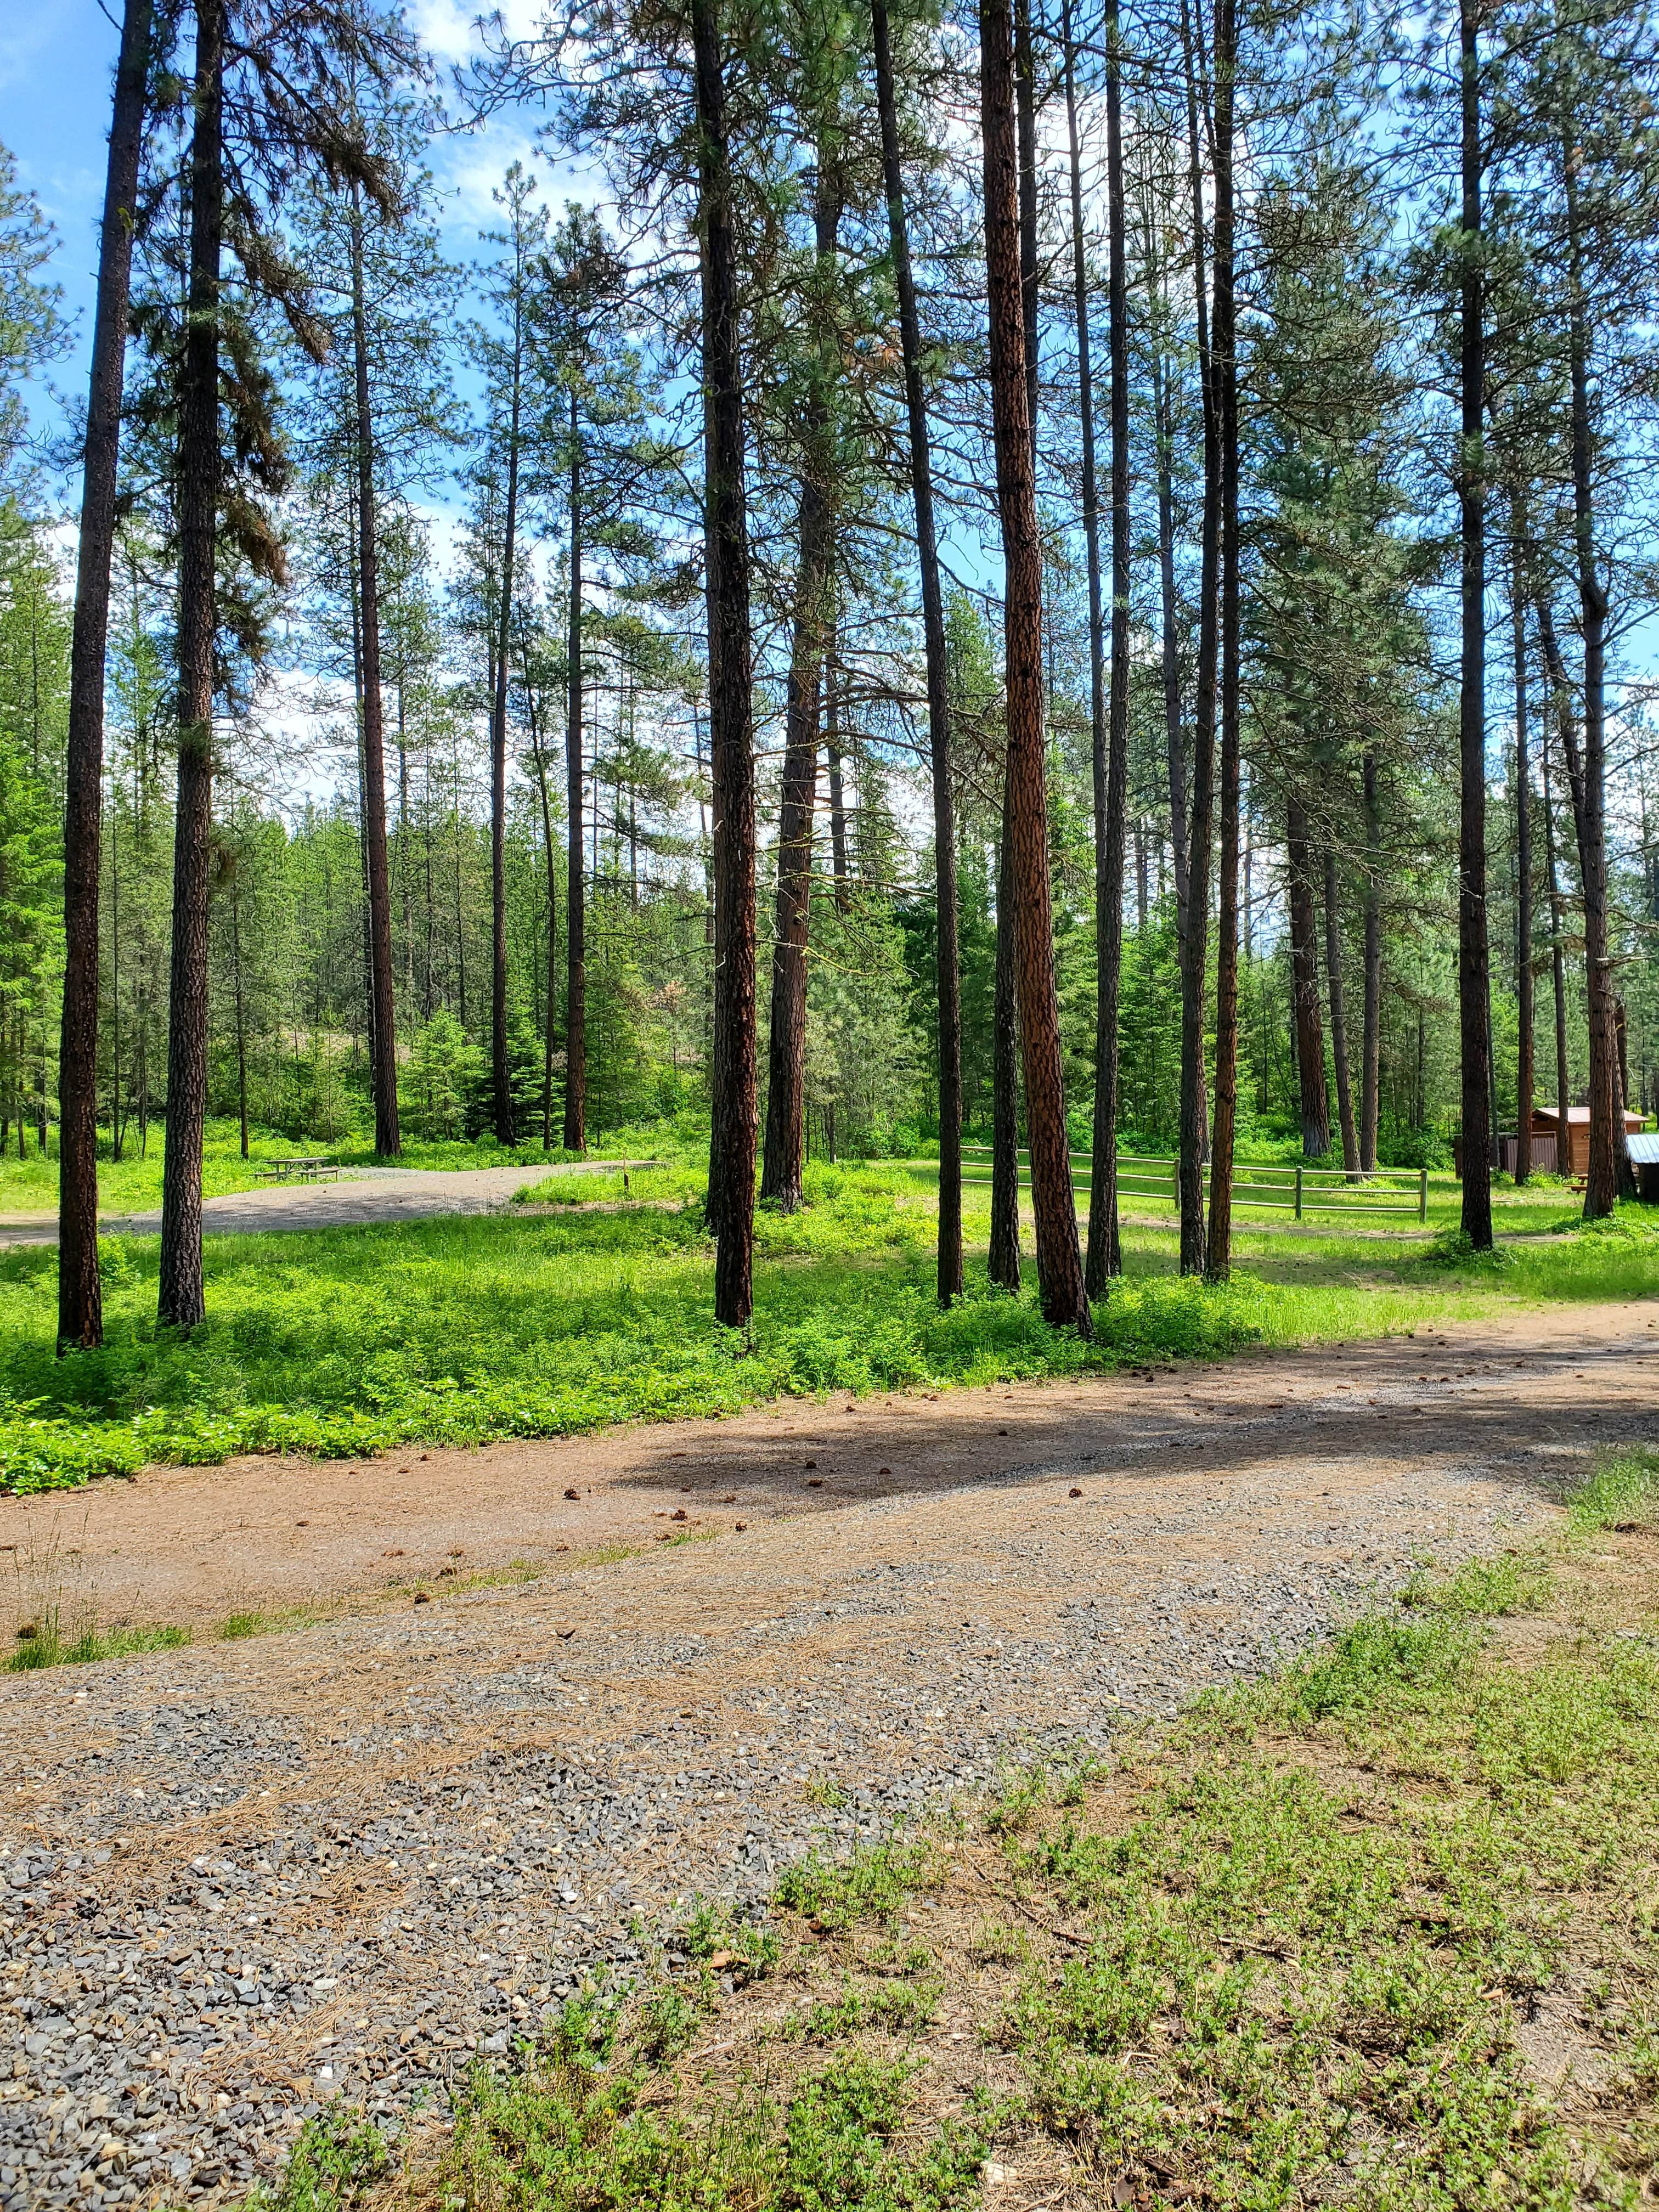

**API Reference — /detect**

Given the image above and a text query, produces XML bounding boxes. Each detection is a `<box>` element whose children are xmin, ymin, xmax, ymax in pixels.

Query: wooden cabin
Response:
<box><xmin>1524</xmin><ymin>1104</ymin><xmax>1646</xmax><ymax>1180</ymax></box>
<box><xmin>1455</xmin><ymin>1105</ymin><xmax>1647</xmax><ymax>1179</ymax></box>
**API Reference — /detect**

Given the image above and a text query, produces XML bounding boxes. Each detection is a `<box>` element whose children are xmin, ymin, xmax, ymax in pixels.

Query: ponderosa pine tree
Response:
<box><xmin>872</xmin><ymin>0</ymin><xmax>963</xmax><ymax>1304</ymax></box>
<box><xmin>694</xmin><ymin>0</ymin><xmax>758</xmax><ymax>1329</ymax></box>
<box><xmin>980</xmin><ymin>0</ymin><xmax>1090</xmax><ymax>1334</ymax></box>
<box><xmin>149</xmin><ymin>0</ymin><xmax>417</xmax><ymax>1328</ymax></box>
<box><xmin>58</xmin><ymin>0</ymin><xmax>150</xmax><ymax>1352</ymax></box>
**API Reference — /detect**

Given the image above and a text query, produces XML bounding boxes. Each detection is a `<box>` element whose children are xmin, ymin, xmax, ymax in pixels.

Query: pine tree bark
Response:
<box><xmin>351</xmin><ymin>188</ymin><xmax>400</xmax><ymax>1158</ymax></box>
<box><xmin>1509</xmin><ymin>521</ymin><xmax>1533</xmax><ymax>1181</ymax></box>
<box><xmin>873</xmin><ymin>0</ymin><xmax>963</xmax><ymax>1301</ymax></box>
<box><xmin>981</xmin><ymin>0</ymin><xmax>1090</xmax><ymax>1334</ymax></box>
<box><xmin>1177</xmin><ymin>0</ymin><xmax>1218</xmax><ymax>1276</ymax></box>
<box><xmin>1286</xmin><ymin>795</ymin><xmax>1330</xmax><ymax>1158</ymax></box>
<box><xmin>1076</xmin><ymin>0</ymin><xmax>1128</xmax><ymax>1296</ymax></box>
<box><xmin>490</xmin><ymin>328</ymin><xmax>523</xmax><ymax>1149</ymax></box>
<box><xmin>760</xmin><ymin>179</ymin><xmax>839</xmax><ymax>1214</ymax></box>
<box><xmin>1323</xmin><ymin>847</ymin><xmax>1360</xmax><ymax>1175</ymax></box>
<box><xmin>1457</xmin><ymin>0</ymin><xmax>1493</xmax><ymax>1247</ymax></box>
<box><xmin>1205</xmin><ymin>0</ymin><xmax>1240</xmax><ymax>1277</ymax></box>
<box><xmin>158</xmin><ymin>0</ymin><xmax>224</xmax><ymax>1330</ymax></box>
<box><xmin>1562</xmin><ymin>145</ymin><xmax>1634</xmax><ymax>1216</ymax></box>
<box><xmin>992</xmin><ymin>0</ymin><xmax>1043</xmax><ymax>1295</ymax></box>
<box><xmin>563</xmin><ymin>387</ymin><xmax>587</xmax><ymax>1152</ymax></box>
<box><xmin>693</xmin><ymin>0</ymin><xmax>757</xmax><ymax>1328</ymax></box>
<box><xmin>58</xmin><ymin>0</ymin><xmax>151</xmax><ymax>1353</ymax></box>
<box><xmin>1360</xmin><ymin>748</ymin><xmax>1381</xmax><ymax>1172</ymax></box>
<box><xmin>1542</xmin><ymin>707</ymin><xmax>1572</xmax><ymax>1158</ymax></box>
<box><xmin>988</xmin><ymin>819</ymin><xmax>1022</xmax><ymax>1290</ymax></box>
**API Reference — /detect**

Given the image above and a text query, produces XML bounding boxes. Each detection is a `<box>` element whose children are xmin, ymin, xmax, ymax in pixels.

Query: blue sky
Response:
<box><xmin>1</xmin><ymin>0</ymin><xmax>574</xmax><ymax>478</ymax></box>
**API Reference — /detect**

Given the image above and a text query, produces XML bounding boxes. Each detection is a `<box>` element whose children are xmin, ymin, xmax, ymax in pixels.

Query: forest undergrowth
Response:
<box><xmin>251</xmin><ymin>1451</ymin><xmax>1659</xmax><ymax>2212</ymax></box>
<box><xmin>1</xmin><ymin>1152</ymin><xmax>1655</xmax><ymax>1497</ymax></box>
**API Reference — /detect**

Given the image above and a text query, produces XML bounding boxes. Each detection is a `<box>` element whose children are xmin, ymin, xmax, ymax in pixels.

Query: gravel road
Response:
<box><xmin>0</xmin><ymin>1159</ymin><xmax>652</xmax><ymax>1248</ymax></box>
<box><xmin>2</xmin><ymin>1302</ymin><xmax>1655</xmax><ymax>2210</ymax></box>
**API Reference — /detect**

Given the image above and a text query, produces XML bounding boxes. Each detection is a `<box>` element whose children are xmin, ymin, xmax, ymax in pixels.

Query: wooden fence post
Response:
<box><xmin>1418</xmin><ymin>1167</ymin><xmax>1427</xmax><ymax>1223</ymax></box>
<box><xmin>1295</xmin><ymin>1165</ymin><xmax>1303</xmax><ymax>1221</ymax></box>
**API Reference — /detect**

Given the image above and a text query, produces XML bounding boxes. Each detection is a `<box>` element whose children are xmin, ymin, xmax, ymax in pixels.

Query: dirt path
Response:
<box><xmin>0</xmin><ymin>1159</ymin><xmax>654</xmax><ymax>1248</ymax></box>
<box><xmin>1</xmin><ymin>1298</ymin><xmax>1655</xmax><ymax>2209</ymax></box>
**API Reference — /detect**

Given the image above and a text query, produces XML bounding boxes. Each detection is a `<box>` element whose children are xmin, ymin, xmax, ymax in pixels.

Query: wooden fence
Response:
<box><xmin>958</xmin><ymin>1147</ymin><xmax>1428</xmax><ymax>1223</ymax></box>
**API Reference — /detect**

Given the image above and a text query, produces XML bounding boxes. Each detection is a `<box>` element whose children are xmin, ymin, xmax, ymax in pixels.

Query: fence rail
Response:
<box><xmin>956</xmin><ymin>1147</ymin><xmax>1428</xmax><ymax>1222</ymax></box>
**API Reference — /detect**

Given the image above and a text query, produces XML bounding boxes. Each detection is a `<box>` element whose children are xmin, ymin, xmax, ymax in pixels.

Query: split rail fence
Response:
<box><xmin>958</xmin><ymin>1147</ymin><xmax>1428</xmax><ymax>1224</ymax></box>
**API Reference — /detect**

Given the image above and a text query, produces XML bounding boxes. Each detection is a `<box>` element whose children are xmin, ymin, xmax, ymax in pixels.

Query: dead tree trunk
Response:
<box><xmin>58</xmin><ymin>0</ymin><xmax>151</xmax><ymax>1353</ymax></box>
<box><xmin>158</xmin><ymin>0</ymin><xmax>224</xmax><ymax>1331</ymax></box>
<box><xmin>981</xmin><ymin>0</ymin><xmax>1091</xmax><ymax>1333</ymax></box>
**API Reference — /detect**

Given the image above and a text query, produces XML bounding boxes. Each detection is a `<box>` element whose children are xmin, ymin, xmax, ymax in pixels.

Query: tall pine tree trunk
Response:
<box><xmin>1457</xmin><ymin>0</ymin><xmax>1494</xmax><ymax>1246</ymax></box>
<box><xmin>873</xmin><ymin>0</ymin><xmax>963</xmax><ymax>1300</ymax></box>
<box><xmin>1286</xmin><ymin>795</ymin><xmax>1330</xmax><ymax>1158</ymax></box>
<box><xmin>1177</xmin><ymin>0</ymin><xmax>1218</xmax><ymax>1275</ymax></box>
<box><xmin>1562</xmin><ymin>148</ymin><xmax>1634</xmax><ymax>1217</ymax></box>
<box><xmin>564</xmin><ymin>389</ymin><xmax>587</xmax><ymax>1152</ymax></box>
<box><xmin>158</xmin><ymin>0</ymin><xmax>224</xmax><ymax>1330</ymax></box>
<box><xmin>981</xmin><ymin>0</ymin><xmax>1090</xmax><ymax>1334</ymax></box>
<box><xmin>1323</xmin><ymin>848</ymin><xmax>1360</xmax><ymax>1175</ymax></box>
<box><xmin>991</xmin><ymin>0</ymin><xmax>1043</xmax><ymax>1292</ymax></box>
<box><xmin>1542</xmin><ymin>708</ymin><xmax>1572</xmax><ymax>1160</ymax></box>
<box><xmin>490</xmin><ymin>336</ymin><xmax>523</xmax><ymax>1149</ymax></box>
<box><xmin>694</xmin><ymin>0</ymin><xmax>757</xmax><ymax>1327</ymax></box>
<box><xmin>1079</xmin><ymin>0</ymin><xmax>1130</xmax><ymax>1296</ymax></box>
<box><xmin>761</xmin><ymin>179</ymin><xmax>839</xmax><ymax>1214</ymax></box>
<box><xmin>1360</xmin><ymin>748</ymin><xmax>1382</xmax><ymax>1172</ymax></box>
<box><xmin>352</xmin><ymin>187</ymin><xmax>400</xmax><ymax>1158</ymax></box>
<box><xmin>58</xmin><ymin>0</ymin><xmax>151</xmax><ymax>1352</ymax></box>
<box><xmin>1205</xmin><ymin>0</ymin><xmax>1240</xmax><ymax>1279</ymax></box>
<box><xmin>1509</xmin><ymin>520</ymin><xmax>1533</xmax><ymax>1181</ymax></box>
<box><xmin>988</xmin><ymin>823</ymin><xmax>1022</xmax><ymax>1289</ymax></box>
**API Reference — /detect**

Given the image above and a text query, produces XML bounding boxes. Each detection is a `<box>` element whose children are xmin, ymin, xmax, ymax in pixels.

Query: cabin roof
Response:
<box><xmin>1532</xmin><ymin>1104</ymin><xmax>1646</xmax><ymax>1129</ymax></box>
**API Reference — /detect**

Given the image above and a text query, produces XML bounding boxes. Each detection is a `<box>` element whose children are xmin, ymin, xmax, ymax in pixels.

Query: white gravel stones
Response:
<box><xmin>0</xmin><ymin>1453</ymin><xmax>1561</xmax><ymax>2209</ymax></box>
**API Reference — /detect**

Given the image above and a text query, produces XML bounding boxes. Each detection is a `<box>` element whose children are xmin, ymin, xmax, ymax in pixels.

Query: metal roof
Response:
<box><xmin>1628</xmin><ymin>1133</ymin><xmax>1659</xmax><ymax>1165</ymax></box>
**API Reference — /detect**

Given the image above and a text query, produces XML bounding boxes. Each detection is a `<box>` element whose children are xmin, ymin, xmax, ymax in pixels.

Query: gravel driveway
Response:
<box><xmin>2</xmin><ymin>1302</ymin><xmax>1655</xmax><ymax>2210</ymax></box>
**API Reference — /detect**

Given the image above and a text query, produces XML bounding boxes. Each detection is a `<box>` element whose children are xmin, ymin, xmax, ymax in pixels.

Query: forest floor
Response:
<box><xmin>0</xmin><ymin>1305</ymin><xmax>1655</xmax><ymax>2207</ymax></box>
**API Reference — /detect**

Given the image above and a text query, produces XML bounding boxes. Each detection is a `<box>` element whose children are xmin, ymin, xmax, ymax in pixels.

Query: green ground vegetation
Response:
<box><xmin>0</xmin><ymin>1116</ymin><xmax>670</xmax><ymax>1218</ymax></box>
<box><xmin>247</xmin><ymin>1451</ymin><xmax>1659</xmax><ymax>2212</ymax></box>
<box><xmin>2</xmin><ymin>1149</ymin><xmax>1657</xmax><ymax>1495</ymax></box>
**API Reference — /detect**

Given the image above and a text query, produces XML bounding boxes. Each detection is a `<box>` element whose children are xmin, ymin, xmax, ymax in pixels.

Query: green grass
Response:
<box><xmin>6</xmin><ymin>1606</ymin><xmax>190</xmax><ymax>1670</ymax></box>
<box><xmin>1566</xmin><ymin>1447</ymin><xmax>1659</xmax><ymax>1536</ymax></box>
<box><xmin>3</xmin><ymin>1154</ymin><xmax>1657</xmax><ymax>1496</ymax></box>
<box><xmin>0</xmin><ymin>1115</ymin><xmax>673</xmax><ymax>1218</ymax></box>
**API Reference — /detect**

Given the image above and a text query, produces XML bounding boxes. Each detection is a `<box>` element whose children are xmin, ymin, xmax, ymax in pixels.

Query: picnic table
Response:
<box><xmin>253</xmin><ymin>1156</ymin><xmax>341</xmax><ymax>1183</ymax></box>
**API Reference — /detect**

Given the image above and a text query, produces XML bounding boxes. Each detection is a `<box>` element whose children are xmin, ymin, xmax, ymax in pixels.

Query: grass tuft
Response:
<box><xmin>1567</xmin><ymin>1446</ymin><xmax>1659</xmax><ymax>1534</ymax></box>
